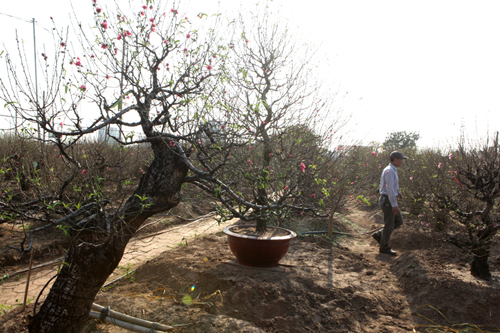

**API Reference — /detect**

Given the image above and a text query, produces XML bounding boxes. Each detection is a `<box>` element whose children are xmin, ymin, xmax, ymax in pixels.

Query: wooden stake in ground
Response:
<box><xmin>23</xmin><ymin>249</ymin><xmax>35</xmax><ymax>312</ymax></box>
<box><xmin>328</xmin><ymin>213</ymin><xmax>334</xmax><ymax>239</ymax></box>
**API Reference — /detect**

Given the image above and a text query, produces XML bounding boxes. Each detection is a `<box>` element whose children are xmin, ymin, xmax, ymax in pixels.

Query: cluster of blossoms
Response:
<box><xmin>117</xmin><ymin>30</ymin><xmax>133</xmax><ymax>40</ymax></box>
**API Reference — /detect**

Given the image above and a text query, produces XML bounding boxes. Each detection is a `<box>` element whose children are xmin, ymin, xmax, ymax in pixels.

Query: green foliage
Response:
<box><xmin>118</xmin><ymin>263</ymin><xmax>136</xmax><ymax>283</ymax></box>
<box><xmin>383</xmin><ymin>131</ymin><xmax>420</xmax><ymax>151</ymax></box>
<box><xmin>135</xmin><ymin>194</ymin><xmax>153</xmax><ymax>210</ymax></box>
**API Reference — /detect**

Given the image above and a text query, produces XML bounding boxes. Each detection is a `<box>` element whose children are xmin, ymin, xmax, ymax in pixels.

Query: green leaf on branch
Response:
<box><xmin>4</xmin><ymin>101</ymin><xmax>17</xmax><ymax>108</ymax></box>
<box><xmin>56</xmin><ymin>225</ymin><xmax>69</xmax><ymax>236</ymax></box>
<box><xmin>356</xmin><ymin>195</ymin><xmax>371</xmax><ymax>206</ymax></box>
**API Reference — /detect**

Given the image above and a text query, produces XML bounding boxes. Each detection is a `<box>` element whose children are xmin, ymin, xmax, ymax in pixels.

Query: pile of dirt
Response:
<box><xmin>92</xmin><ymin>233</ymin><xmax>415</xmax><ymax>333</ymax></box>
<box><xmin>1</xmin><ymin>205</ymin><xmax>499</xmax><ymax>333</ymax></box>
<box><xmin>88</xmin><ymin>207</ymin><xmax>500</xmax><ymax>333</ymax></box>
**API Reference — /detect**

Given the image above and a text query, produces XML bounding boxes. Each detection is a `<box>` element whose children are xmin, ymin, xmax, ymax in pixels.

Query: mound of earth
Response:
<box><xmin>1</xmin><ymin>206</ymin><xmax>499</xmax><ymax>333</ymax></box>
<box><xmin>92</xmin><ymin>233</ymin><xmax>413</xmax><ymax>333</ymax></box>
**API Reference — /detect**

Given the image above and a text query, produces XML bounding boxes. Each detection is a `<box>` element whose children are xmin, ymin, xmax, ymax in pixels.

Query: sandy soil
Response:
<box><xmin>1</xmin><ymin>204</ymin><xmax>500</xmax><ymax>333</ymax></box>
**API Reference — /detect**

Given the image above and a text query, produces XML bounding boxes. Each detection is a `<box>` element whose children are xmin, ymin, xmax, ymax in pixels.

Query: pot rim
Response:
<box><xmin>223</xmin><ymin>225</ymin><xmax>297</xmax><ymax>240</ymax></box>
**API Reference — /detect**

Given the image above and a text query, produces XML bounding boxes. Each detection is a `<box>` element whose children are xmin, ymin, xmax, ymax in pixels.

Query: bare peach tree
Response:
<box><xmin>200</xmin><ymin>12</ymin><xmax>349</xmax><ymax>232</ymax></box>
<box><xmin>404</xmin><ymin>134</ymin><xmax>500</xmax><ymax>280</ymax></box>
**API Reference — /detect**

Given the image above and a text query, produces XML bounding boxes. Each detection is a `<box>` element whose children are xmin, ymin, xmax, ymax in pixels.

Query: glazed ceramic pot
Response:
<box><xmin>223</xmin><ymin>225</ymin><xmax>296</xmax><ymax>267</ymax></box>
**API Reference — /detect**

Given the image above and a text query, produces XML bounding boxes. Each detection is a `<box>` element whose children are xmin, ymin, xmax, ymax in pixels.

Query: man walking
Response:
<box><xmin>372</xmin><ymin>151</ymin><xmax>407</xmax><ymax>255</ymax></box>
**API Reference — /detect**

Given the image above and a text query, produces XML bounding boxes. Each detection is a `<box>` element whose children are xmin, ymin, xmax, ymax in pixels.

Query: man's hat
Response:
<box><xmin>390</xmin><ymin>151</ymin><xmax>408</xmax><ymax>159</ymax></box>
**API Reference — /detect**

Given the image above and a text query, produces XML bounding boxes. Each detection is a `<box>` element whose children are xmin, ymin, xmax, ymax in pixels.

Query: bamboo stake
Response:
<box><xmin>22</xmin><ymin>250</ymin><xmax>35</xmax><ymax>312</ymax></box>
<box><xmin>328</xmin><ymin>213</ymin><xmax>333</xmax><ymax>239</ymax></box>
<box><xmin>91</xmin><ymin>303</ymin><xmax>173</xmax><ymax>331</ymax></box>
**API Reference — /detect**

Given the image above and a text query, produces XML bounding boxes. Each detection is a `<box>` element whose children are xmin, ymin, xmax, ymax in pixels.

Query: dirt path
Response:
<box><xmin>2</xmin><ymin>206</ymin><xmax>499</xmax><ymax>332</ymax></box>
<box><xmin>0</xmin><ymin>214</ymin><xmax>236</xmax><ymax>311</ymax></box>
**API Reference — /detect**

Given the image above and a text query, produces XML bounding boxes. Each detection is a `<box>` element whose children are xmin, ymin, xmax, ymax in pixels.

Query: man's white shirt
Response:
<box><xmin>379</xmin><ymin>163</ymin><xmax>399</xmax><ymax>208</ymax></box>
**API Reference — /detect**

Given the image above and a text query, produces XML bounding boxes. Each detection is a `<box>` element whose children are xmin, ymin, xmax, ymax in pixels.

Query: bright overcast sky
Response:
<box><xmin>1</xmin><ymin>0</ymin><xmax>499</xmax><ymax>149</ymax></box>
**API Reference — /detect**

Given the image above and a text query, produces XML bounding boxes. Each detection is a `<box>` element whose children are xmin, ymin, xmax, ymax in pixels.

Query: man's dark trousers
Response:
<box><xmin>373</xmin><ymin>195</ymin><xmax>403</xmax><ymax>249</ymax></box>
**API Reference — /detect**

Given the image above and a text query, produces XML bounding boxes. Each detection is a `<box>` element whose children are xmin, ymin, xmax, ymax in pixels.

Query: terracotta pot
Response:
<box><xmin>223</xmin><ymin>225</ymin><xmax>296</xmax><ymax>267</ymax></box>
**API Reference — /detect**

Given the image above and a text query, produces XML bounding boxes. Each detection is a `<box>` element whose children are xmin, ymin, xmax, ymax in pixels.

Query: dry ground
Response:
<box><xmin>1</xmin><ymin>204</ymin><xmax>499</xmax><ymax>332</ymax></box>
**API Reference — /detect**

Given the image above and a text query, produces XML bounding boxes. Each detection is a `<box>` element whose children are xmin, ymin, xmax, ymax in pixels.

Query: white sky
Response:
<box><xmin>1</xmin><ymin>0</ymin><xmax>499</xmax><ymax>149</ymax></box>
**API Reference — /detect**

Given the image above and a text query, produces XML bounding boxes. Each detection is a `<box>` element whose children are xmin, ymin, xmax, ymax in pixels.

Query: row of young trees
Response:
<box><xmin>403</xmin><ymin>134</ymin><xmax>500</xmax><ymax>280</ymax></box>
<box><xmin>343</xmin><ymin>134</ymin><xmax>500</xmax><ymax>281</ymax></box>
<box><xmin>0</xmin><ymin>1</ymin><xmax>349</xmax><ymax>332</ymax></box>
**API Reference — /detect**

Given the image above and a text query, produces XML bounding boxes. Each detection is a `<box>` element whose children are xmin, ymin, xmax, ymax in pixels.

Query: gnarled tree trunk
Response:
<box><xmin>29</xmin><ymin>139</ymin><xmax>188</xmax><ymax>332</ymax></box>
<box><xmin>470</xmin><ymin>225</ymin><xmax>496</xmax><ymax>280</ymax></box>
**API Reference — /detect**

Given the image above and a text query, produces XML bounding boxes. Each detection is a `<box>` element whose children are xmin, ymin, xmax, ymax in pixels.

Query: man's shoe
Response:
<box><xmin>379</xmin><ymin>247</ymin><xmax>397</xmax><ymax>256</ymax></box>
<box><xmin>372</xmin><ymin>233</ymin><xmax>381</xmax><ymax>244</ymax></box>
